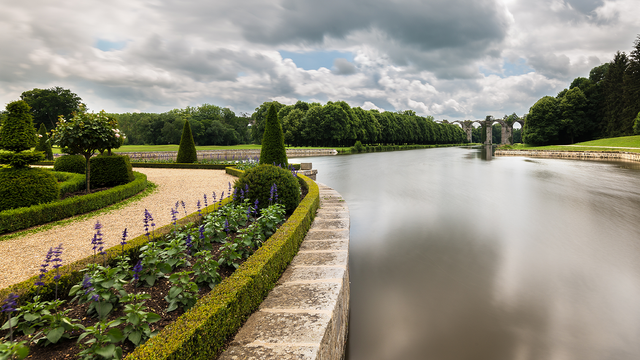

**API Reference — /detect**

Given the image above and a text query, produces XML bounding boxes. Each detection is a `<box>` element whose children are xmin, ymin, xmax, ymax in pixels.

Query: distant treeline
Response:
<box><xmin>251</xmin><ymin>100</ymin><xmax>467</xmax><ymax>147</ymax></box>
<box><xmin>525</xmin><ymin>35</ymin><xmax>640</xmax><ymax>145</ymax></box>
<box><xmin>110</xmin><ymin>104</ymin><xmax>251</xmax><ymax>146</ymax></box>
<box><xmin>108</xmin><ymin>100</ymin><xmax>467</xmax><ymax>147</ymax></box>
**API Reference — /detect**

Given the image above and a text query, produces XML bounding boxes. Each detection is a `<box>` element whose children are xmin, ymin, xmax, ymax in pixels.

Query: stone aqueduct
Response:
<box><xmin>438</xmin><ymin>116</ymin><xmax>525</xmax><ymax>145</ymax></box>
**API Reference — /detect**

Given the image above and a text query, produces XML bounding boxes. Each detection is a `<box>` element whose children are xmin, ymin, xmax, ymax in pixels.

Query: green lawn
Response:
<box><xmin>503</xmin><ymin>136</ymin><xmax>640</xmax><ymax>153</ymax></box>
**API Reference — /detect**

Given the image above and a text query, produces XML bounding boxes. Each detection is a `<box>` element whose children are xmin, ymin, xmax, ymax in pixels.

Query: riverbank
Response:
<box><xmin>495</xmin><ymin>149</ymin><xmax>640</xmax><ymax>162</ymax></box>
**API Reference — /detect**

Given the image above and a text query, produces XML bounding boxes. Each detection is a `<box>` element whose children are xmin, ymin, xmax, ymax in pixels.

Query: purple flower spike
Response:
<box><xmin>36</xmin><ymin>247</ymin><xmax>54</xmax><ymax>287</ymax></box>
<box><xmin>1</xmin><ymin>293</ymin><xmax>18</xmax><ymax>313</ymax></box>
<box><xmin>203</xmin><ymin>194</ymin><xmax>208</xmax><ymax>208</ymax></box>
<box><xmin>91</xmin><ymin>294</ymin><xmax>100</xmax><ymax>302</ymax></box>
<box><xmin>133</xmin><ymin>260</ymin><xmax>143</xmax><ymax>281</ymax></box>
<box><xmin>52</xmin><ymin>244</ymin><xmax>64</xmax><ymax>280</ymax></box>
<box><xmin>92</xmin><ymin>220</ymin><xmax>104</xmax><ymax>255</ymax></box>
<box><xmin>82</xmin><ymin>275</ymin><xmax>95</xmax><ymax>295</ymax></box>
<box><xmin>212</xmin><ymin>192</ymin><xmax>217</xmax><ymax>204</ymax></box>
<box><xmin>221</xmin><ymin>191</ymin><xmax>225</xmax><ymax>201</ymax></box>
<box><xmin>224</xmin><ymin>219</ymin><xmax>230</xmax><ymax>234</ymax></box>
<box><xmin>197</xmin><ymin>200</ymin><xmax>202</xmax><ymax>216</ymax></box>
<box><xmin>199</xmin><ymin>225</ymin><xmax>205</xmax><ymax>240</ymax></box>
<box><xmin>185</xmin><ymin>234</ymin><xmax>192</xmax><ymax>254</ymax></box>
<box><xmin>121</xmin><ymin>228</ymin><xmax>128</xmax><ymax>248</ymax></box>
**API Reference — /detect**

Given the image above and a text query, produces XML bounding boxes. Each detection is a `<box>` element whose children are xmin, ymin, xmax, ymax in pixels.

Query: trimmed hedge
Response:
<box><xmin>176</xmin><ymin>120</ymin><xmax>198</xmax><ymax>163</ymax></box>
<box><xmin>90</xmin><ymin>154</ymin><xmax>134</xmax><ymax>187</ymax></box>
<box><xmin>54</xmin><ymin>154</ymin><xmax>86</xmax><ymax>174</ymax></box>
<box><xmin>0</xmin><ymin>167</ymin><xmax>59</xmax><ymax>211</ymax></box>
<box><xmin>233</xmin><ymin>164</ymin><xmax>301</xmax><ymax>214</ymax></box>
<box><xmin>0</xmin><ymin>170</ymin><xmax>320</xmax><ymax>360</ymax></box>
<box><xmin>54</xmin><ymin>171</ymin><xmax>86</xmax><ymax>196</ymax></box>
<box><xmin>0</xmin><ymin>172</ymin><xmax>147</xmax><ymax>235</ymax></box>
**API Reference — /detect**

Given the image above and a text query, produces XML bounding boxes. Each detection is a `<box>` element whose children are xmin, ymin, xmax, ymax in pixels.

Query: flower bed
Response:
<box><xmin>0</xmin><ymin>170</ymin><xmax>319</xmax><ymax>359</ymax></box>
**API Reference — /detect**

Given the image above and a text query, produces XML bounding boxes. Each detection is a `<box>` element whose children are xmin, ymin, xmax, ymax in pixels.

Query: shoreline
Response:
<box><xmin>495</xmin><ymin>149</ymin><xmax>640</xmax><ymax>163</ymax></box>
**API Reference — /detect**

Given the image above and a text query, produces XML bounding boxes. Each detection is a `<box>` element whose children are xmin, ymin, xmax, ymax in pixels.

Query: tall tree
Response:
<box><xmin>20</xmin><ymin>87</ymin><xmax>82</xmax><ymax>130</ymax></box>
<box><xmin>523</xmin><ymin>96</ymin><xmax>560</xmax><ymax>145</ymax></box>
<box><xmin>559</xmin><ymin>87</ymin><xmax>588</xmax><ymax>144</ymax></box>
<box><xmin>603</xmin><ymin>51</ymin><xmax>629</xmax><ymax>137</ymax></box>
<box><xmin>623</xmin><ymin>35</ymin><xmax>640</xmax><ymax>135</ymax></box>
<box><xmin>259</xmin><ymin>104</ymin><xmax>287</xmax><ymax>166</ymax></box>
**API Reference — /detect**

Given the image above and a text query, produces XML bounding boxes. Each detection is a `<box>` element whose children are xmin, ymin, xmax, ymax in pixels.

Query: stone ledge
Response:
<box><xmin>219</xmin><ymin>183</ymin><xmax>349</xmax><ymax>360</ymax></box>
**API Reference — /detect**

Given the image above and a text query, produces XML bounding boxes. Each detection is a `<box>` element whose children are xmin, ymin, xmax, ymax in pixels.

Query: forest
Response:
<box><xmin>524</xmin><ymin>35</ymin><xmax>640</xmax><ymax>145</ymax></box>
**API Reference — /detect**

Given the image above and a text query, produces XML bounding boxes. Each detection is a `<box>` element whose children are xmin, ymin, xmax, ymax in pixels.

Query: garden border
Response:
<box><xmin>0</xmin><ymin>171</ymin><xmax>148</xmax><ymax>235</ymax></box>
<box><xmin>0</xmin><ymin>169</ymin><xmax>320</xmax><ymax>360</ymax></box>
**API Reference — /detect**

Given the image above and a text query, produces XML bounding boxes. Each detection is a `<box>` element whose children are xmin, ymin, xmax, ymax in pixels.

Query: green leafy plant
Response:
<box><xmin>70</xmin><ymin>264</ymin><xmax>128</xmax><ymax>319</ymax></box>
<box><xmin>118</xmin><ymin>293</ymin><xmax>160</xmax><ymax>346</ymax></box>
<box><xmin>165</xmin><ymin>271</ymin><xmax>198</xmax><ymax>312</ymax></box>
<box><xmin>0</xmin><ymin>340</ymin><xmax>29</xmax><ymax>360</ymax></box>
<box><xmin>138</xmin><ymin>242</ymin><xmax>172</xmax><ymax>287</ymax></box>
<box><xmin>30</xmin><ymin>299</ymin><xmax>82</xmax><ymax>346</ymax></box>
<box><xmin>77</xmin><ymin>319</ymin><xmax>125</xmax><ymax>360</ymax></box>
<box><xmin>192</xmin><ymin>251</ymin><xmax>222</xmax><ymax>290</ymax></box>
<box><xmin>35</xmin><ymin>123</ymin><xmax>54</xmax><ymax>160</ymax></box>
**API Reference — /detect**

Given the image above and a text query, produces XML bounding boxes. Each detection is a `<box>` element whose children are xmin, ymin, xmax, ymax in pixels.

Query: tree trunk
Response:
<box><xmin>85</xmin><ymin>154</ymin><xmax>91</xmax><ymax>194</ymax></box>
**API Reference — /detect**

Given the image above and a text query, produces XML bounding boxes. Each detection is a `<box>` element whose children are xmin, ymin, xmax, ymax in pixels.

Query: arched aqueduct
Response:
<box><xmin>438</xmin><ymin>116</ymin><xmax>525</xmax><ymax>145</ymax></box>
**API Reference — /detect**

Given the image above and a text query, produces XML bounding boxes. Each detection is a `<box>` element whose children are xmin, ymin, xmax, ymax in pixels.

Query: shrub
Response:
<box><xmin>259</xmin><ymin>104</ymin><xmax>288</xmax><ymax>166</ymax></box>
<box><xmin>90</xmin><ymin>155</ymin><xmax>134</xmax><ymax>187</ymax></box>
<box><xmin>176</xmin><ymin>120</ymin><xmax>197</xmax><ymax>163</ymax></box>
<box><xmin>54</xmin><ymin>155</ymin><xmax>86</xmax><ymax>174</ymax></box>
<box><xmin>0</xmin><ymin>100</ymin><xmax>37</xmax><ymax>153</ymax></box>
<box><xmin>0</xmin><ymin>168</ymin><xmax>59</xmax><ymax>211</ymax></box>
<box><xmin>233</xmin><ymin>164</ymin><xmax>300</xmax><ymax>214</ymax></box>
<box><xmin>35</xmin><ymin>123</ymin><xmax>54</xmax><ymax>160</ymax></box>
<box><xmin>351</xmin><ymin>140</ymin><xmax>365</xmax><ymax>153</ymax></box>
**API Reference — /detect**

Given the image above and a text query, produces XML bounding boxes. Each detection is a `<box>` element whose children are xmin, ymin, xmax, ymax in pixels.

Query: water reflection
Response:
<box><xmin>291</xmin><ymin>148</ymin><xmax>640</xmax><ymax>360</ymax></box>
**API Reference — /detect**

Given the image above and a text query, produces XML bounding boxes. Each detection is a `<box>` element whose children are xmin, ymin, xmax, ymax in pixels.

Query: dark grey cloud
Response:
<box><xmin>566</xmin><ymin>0</ymin><xmax>604</xmax><ymax>15</ymax></box>
<box><xmin>237</xmin><ymin>0</ymin><xmax>510</xmax><ymax>76</ymax></box>
<box><xmin>527</xmin><ymin>53</ymin><xmax>572</xmax><ymax>79</ymax></box>
<box><xmin>332</xmin><ymin>58</ymin><xmax>357</xmax><ymax>75</ymax></box>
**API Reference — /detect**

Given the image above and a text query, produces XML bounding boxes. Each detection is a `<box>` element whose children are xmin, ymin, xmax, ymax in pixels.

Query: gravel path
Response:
<box><xmin>0</xmin><ymin>168</ymin><xmax>237</xmax><ymax>289</ymax></box>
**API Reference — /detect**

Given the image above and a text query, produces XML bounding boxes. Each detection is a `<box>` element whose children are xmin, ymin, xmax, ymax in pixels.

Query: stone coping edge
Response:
<box><xmin>495</xmin><ymin>149</ymin><xmax>640</xmax><ymax>163</ymax></box>
<box><xmin>219</xmin><ymin>183</ymin><xmax>350</xmax><ymax>360</ymax></box>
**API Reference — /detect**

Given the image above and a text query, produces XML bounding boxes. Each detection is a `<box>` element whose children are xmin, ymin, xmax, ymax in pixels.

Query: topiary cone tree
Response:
<box><xmin>0</xmin><ymin>100</ymin><xmax>44</xmax><ymax>167</ymax></box>
<box><xmin>176</xmin><ymin>119</ymin><xmax>198</xmax><ymax>163</ymax></box>
<box><xmin>259</xmin><ymin>104</ymin><xmax>288</xmax><ymax>166</ymax></box>
<box><xmin>35</xmin><ymin>123</ymin><xmax>54</xmax><ymax>160</ymax></box>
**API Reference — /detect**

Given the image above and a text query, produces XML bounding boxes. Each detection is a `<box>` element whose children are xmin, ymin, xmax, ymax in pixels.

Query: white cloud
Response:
<box><xmin>0</xmin><ymin>0</ymin><xmax>638</xmax><ymax>121</ymax></box>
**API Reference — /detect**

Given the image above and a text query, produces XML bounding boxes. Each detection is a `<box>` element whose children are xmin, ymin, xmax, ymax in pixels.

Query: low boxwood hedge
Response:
<box><xmin>0</xmin><ymin>170</ymin><xmax>320</xmax><ymax>360</ymax></box>
<box><xmin>54</xmin><ymin>171</ymin><xmax>86</xmax><ymax>196</ymax></box>
<box><xmin>0</xmin><ymin>171</ymin><xmax>147</xmax><ymax>235</ymax></box>
<box><xmin>132</xmin><ymin>163</ymin><xmax>301</xmax><ymax>170</ymax></box>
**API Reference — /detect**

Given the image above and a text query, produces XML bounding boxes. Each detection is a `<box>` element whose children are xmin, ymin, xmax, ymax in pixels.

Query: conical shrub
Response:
<box><xmin>259</xmin><ymin>104</ymin><xmax>288</xmax><ymax>166</ymax></box>
<box><xmin>35</xmin><ymin>123</ymin><xmax>54</xmax><ymax>160</ymax></box>
<box><xmin>0</xmin><ymin>100</ymin><xmax>37</xmax><ymax>152</ymax></box>
<box><xmin>176</xmin><ymin>119</ymin><xmax>198</xmax><ymax>163</ymax></box>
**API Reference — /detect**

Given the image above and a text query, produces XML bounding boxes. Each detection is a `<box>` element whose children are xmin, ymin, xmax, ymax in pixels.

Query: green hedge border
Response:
<box><xmin>0</xmin><ymin>171</ymin><xmax>147</xmax><ymax>235</ymax></box>
<box><xmin>0</xmin><ymin>170</ymin><xmax>320</xmax><ymax>360</ymax></box>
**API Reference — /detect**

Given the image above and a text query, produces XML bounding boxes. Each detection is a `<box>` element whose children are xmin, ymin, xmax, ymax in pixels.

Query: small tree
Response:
<box><xmin>259</xmin><ymin>104</ymin><xmax>288</xmax><ymax>166</ymax></box>
<box><xmin>0</xmin><ymin>100</ymin><xmax>44</xmax><ymax>167</ymax></box>
<box><xmin>176</xmin><ymin>119</ymin><xmax>197</xmax><ymax>163</ymax></box>
<box><xmin>50</xmin><ymin>105</ymin><xmax>120</xmax><ymax>193</ymax></box>
<box><xmin>35</xmin><ymin>123</ymin><xmax>54</xmax><ymax>160</ymax></box>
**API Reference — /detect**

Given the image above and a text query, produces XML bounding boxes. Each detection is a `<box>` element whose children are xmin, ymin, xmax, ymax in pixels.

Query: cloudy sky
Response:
<box><xmin>1</xmin><ymin>0</ymin><xmax>638</xmax><ymax>120</ymax></box>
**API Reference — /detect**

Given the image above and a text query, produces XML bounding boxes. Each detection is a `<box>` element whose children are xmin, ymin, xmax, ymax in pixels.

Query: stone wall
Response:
<box><xmin>114</xmin><ymin>149</ymin><xmax>337</xmax><ymax>161</ymax></box>
<box><xmin>219</xmin><ymin>183</ymin><xmax>349</xmax><ymax>360</ymax></box>
<box><xmin>495</xmin><ymin>150</ymin><xmax>640</xmax><ymax>162</ymax></box>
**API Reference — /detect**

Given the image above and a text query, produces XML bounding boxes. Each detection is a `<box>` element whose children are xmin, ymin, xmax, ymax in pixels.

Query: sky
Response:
<box><xmin>0</xmin><ymin>0</ymin><xmax>638</xmax><ymax>121</ymax></box>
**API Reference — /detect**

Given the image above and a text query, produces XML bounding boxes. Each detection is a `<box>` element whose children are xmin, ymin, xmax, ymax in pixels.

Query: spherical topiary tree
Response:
<box><xmin>176</xmin><ymin>119</ymin><xmax>197</xmax><ymax>163</ymax></box>
<box><xmin>233</xmin><ymin>164</ymin><xmax>300</xmax><ymax>214</ymax></box>
<box><xmin>259</xmin><ymin>104</ymin><xmax>288</xmax><ymax>167</ymax></box>
<box><xmin>0</xmin><ymin>100</ymin><xmax>44</xmax><ymax>167</ymax></box>
<box><xmin>35</xmin><ymin>123</ymin><xmax>54</xmax><ymax>160</ymax></box>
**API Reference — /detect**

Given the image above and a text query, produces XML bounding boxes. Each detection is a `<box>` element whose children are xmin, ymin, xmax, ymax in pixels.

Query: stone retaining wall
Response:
<box><xmin>113</xmin><ymin>149</ymin><xmax>337</xmax><ymax>161</ymax></box>
<box><xmin>219</xmin><ymin>184</ymin><xmax>349</xmax><ymax>360</ymax></box>
<box><xmin>495</xmin><ymin>149</ymin><xmax>640</xmax><ymax>162</ymax></box>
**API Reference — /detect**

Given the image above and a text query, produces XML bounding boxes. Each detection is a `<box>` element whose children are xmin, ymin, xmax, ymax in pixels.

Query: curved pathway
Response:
<box><xmin>0</xmin><ymin>168</ymin><xmax>236</xmax><ymax>289</ymax></box>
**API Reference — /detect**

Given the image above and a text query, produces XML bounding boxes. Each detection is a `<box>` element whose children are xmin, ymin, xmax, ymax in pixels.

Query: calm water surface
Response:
<box><xmin>292</xmin><ymin>147</ymin><xmax>640</xmax><ymax>360</ymax></box>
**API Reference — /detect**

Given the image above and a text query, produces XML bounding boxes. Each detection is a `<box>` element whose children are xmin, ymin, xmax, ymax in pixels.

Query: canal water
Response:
<box><xmin>292</xmin><ymin>147</ymin><xmax>640</xmax><ymax>360</ymax></box>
